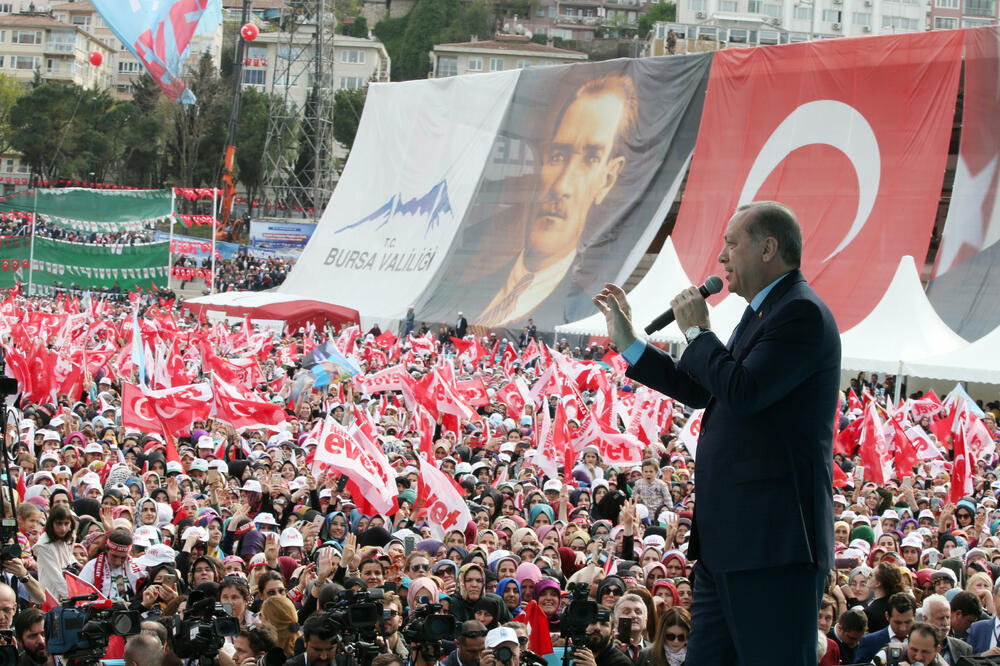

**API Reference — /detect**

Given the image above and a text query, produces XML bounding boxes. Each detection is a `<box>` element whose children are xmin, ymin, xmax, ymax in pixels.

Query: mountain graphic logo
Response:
<box><xmin>335</xmin><ymin>179</ymin><xmax>454</xmax><ymax>236</ymax></box>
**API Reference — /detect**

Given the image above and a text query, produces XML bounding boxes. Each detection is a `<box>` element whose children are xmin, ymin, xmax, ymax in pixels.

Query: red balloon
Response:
<box><xmin>89</xmin><ymin>51</ymin><xmax>102</xmax><ymax>66</ymax></box>
<box><xmin>240</xmin><ymin>23</ymin><xmax>259</xmax><ymax>41</ymax></box>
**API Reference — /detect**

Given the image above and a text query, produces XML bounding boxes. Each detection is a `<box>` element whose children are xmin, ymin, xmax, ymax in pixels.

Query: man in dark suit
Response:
<box><xmin>921</xmin><ymin>594</ymin><xmax>973</xmax><ymax>665</ymax></box>
<box><xmin>829</xmin><ymin>608</ymin><xmax>868</xmax><ymax>664</ymax></box>
<box><xmin>854</xmin><ymin>593</ymin><xmax>916</xmax><ymax>663</ymax></box>
<box><xmin>594</xmin><ymin>201</ymin><xmax>841</xmax><ymax>665</ymax></box>
<box><xmin>456</xmin><ymin>311</ymin><xmax>468</xmax><ymax>339</ymax></box>
<box><xmin>282</xmin><ymin>614</ymin><xmax>337</xmax><ymax>666</ymax></box>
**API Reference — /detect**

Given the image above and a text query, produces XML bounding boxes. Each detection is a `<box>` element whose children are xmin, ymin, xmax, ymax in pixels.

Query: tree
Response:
<box><xmin>9</xmin><ymin>82</ymin><xmax>83</xmax><ymax>182</ymax></box>
<box><xmin>0</xmin><ymin>74</ymin><xmax>23</xmax><ymax>157</ymax></box>
<box><xmin>167</xmin><ymin>52</ymin><xmax>229</xmax><ymax>187</ymax></box>
<box><xmin>373</xmin><ymin>15</ymin><xmax>410</xmax><ymax>81</ymax></box>
<box><xmin>332</xmin><ymin>87</ymin><xmax>366</xmax><ymax>153</ymax></box>
<box><xmin>638</xmin><ymin>2</ymin><xmax>676</xmax><ymax>37</ymax></box>
<box><xmin>234</xmin><ymin>87</ymin><xmax>271</xmax><ymax>206</ymax></box>
<box><xmin>440</xmin><ymin>0</ymin><xmax>495</xmax><ymax>42</ymax></box>
<box><xmin>396</xmin><ymin>0</ymin><xmax>458</xmax><ymax>80</ymax></box>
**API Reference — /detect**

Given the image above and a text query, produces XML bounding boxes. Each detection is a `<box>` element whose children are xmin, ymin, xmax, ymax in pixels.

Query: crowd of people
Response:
<box><xmin>0</xmin><ymin>287</ymin><xmax>995</xmax><ymax>666</ymax></box>
<box><xmin>174</xmin><ymin>253</ymin><xmax>293</xmax><ymax>293</ymax></box>
<box><xmin>0</xmin><ymin>217</ymin><xmax>157</xmax><ymax>246</ymax></box>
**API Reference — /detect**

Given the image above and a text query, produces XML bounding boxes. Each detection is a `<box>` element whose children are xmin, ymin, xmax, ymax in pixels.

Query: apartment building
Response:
<box><xmin>430</xmin><ymin>35</ymin><xmax>586</xmax><ymax>77</ymax></box>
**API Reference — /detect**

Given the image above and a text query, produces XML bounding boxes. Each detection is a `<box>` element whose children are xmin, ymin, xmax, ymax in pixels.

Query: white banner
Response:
<box><xmin>281</xmin><ymin>71</ymin><xmax>521</xmax><ymax>319</ymax></box>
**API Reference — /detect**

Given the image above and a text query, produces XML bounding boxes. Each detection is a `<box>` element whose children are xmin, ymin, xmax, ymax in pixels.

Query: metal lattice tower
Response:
<box><xmin>261</xmin><ymin>0</ymin><xmax>336</xmax><ymax>223</ymax></box>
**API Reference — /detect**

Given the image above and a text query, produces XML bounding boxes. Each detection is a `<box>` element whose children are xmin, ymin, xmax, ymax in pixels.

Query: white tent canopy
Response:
<box><xmin>903</xmin><ymin>322</ymin><xmax>1000</xmax><ymax>383</ymax></box>
<box><xmin>840</xmin><ymin>255</ymin><xmax>968</xmax><ymax>374</ymax></box>
<box><xmin>555</xmin><ymin>238</ymin><xmax>697</xmax><ymax>343</ymax></box>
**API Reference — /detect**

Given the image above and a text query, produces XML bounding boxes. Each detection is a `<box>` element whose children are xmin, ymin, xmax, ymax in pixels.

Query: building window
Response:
<box><xmin>688</xmin><ymin>0</ymin><xmax>707</xmax><ymax>10</ymax></box>
<box><xmin>242</xmin><ymin>68</ymin><xmax>265</xmax><ymax>85</ymax></box>
<box><xmin>437</xmin><ymin>56</ymin><xmax>457</xmax><ymax>77</ymax></box>
<box><xmin>247</xmin><ymin>46</ymin><xmax>267</xmax><ymax>60</ymax></box>
<box><xmin>516</xmin><ymin>59</ymin><xmax>531</xmax><ymax>68</ymax></box>
<box><xmin>10</xmin><ymin>56</ymin><xmax>39</xmax><ymax>70</ymax></box>
<box><xmin>489</xmin><ymin>57</ymin><xmax>504</xmax><ymax>71</ymax></box>
<box><xmin>719</xmin><ymin>1</ymin><xmax>737</xmax><ymax>10</ymax></box>
<box><xmin>793</xmin><ymin>6</ymin><xmax>813</xmax><ymax>18</ymax></box>
<box><xmin>118</xmin><ymin>61</ymin><xmax>139</xmax><ymax>73</ymax></box>
<box><xmin>540</xmin><ymin>59</ymin><xmax>554</xmax><ymax>66</ymax></box>
<box><xmin>822</xmin><ymin>8</ymin><xmax>841</xmax><ymax>21</ymax></box>
<box><xmin>852</xmin><ymin>11</ymin><xmax>871</xmax><ymax>23</ymax></box>
<box><xmin>11</xmin><ymin>30</ymin><xmax>41</xmax><ymax>45</ymax></box>
<box><xmin>964</xmin><ymin>0</ymin><xmax>995</xmax><ymax>15</ymax></box>
<box><xmin>0</xmin><ymin>4</ymin><xmax>12</xmax><ymax>12</ymax></box>
<box><xmin>936</xmin><ymin>0</ymin><xmax>959</xmax><ymax>7</ymax></box>
<box><xmin>748</xmin><ymin>0</ymin><xmax>762</xmax><ymax>11</ymax></box>
<box><xmin>467</xmin><ymin>56</ymin><xmax>483</xmax><ymax>71</ymax></box>
<box><xmin>340</xmin><ymin>49</ymin><xmax>366</xmax><ymax>64</ymax></box>
<box><xmin>339</xmin><ymin>76</ymin><xmax>364</xmax><ymax>89</ymax></box>
<box><xmin>881</xmin><ymin>14</ymin><xmax>919</xmax><ymax>27</ymax></box>
<box><xmin>935</xmin><ymin>15</ymin><xmax>959</xmax><ymax>26</ymax></box>
<box><xmin>71</xmin><ymin>15</ymin><xmax>89</xmax><ymax>27</ymax></box>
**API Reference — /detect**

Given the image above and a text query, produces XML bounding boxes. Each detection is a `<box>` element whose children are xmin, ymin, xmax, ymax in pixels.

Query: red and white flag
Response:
<box><xmin>677</xmin><ymin>409</ymin><xmax>704</xmax><ymax>460</ymax></box>
<box><xmin>414</xmin><ymin>455</ymin><xmax>474</xmax><ymax>539</ymax></box>
<box><xmin>905</xmin><ymin>425</ymin><xmax>941</xmax><ymax>461</ymax></box>
<box><xmin>859</xmin><ymin>402</ymin><xmax>894</xmax><ymax>486</ymax></box>
<box><xmin>210</xmin><ymin>374</ymin><xmax>287</xmax><ymax>431</ymax></box>
<box><xmin>312</xmin><ymin>416</ymin><xmax>397</xmax><ymax>515</ymax></box>
<box><xmin>949</xmin><ymin>402</ymin><xmax>974</xmax><ymax>504</ymax></box>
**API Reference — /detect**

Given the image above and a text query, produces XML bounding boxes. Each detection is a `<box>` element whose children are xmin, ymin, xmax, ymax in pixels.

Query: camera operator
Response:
<box><xmin>870</xmin><ymin>622</ymin><xmax>947</xmax><ymax>666</ymax></box>
<box><xmin>14</xmin><ymin>607</ymin><xmax>50</xmax><ymax>666</ymax></box>
<box><xmin>217</xmin><ymin>625</ymin><xmax>279</xmax><ymax>666</ymax></box>
<box><xmin>481</xmin><ymin>627</ymin><xmax>520</xmax><ymax>666</ymax></box>
<box><xmin>381</xmin><ymin>593</ymin><xmax>408</xmax><ymax>661</ymax></box>
<box><xmin>572</xmin><ymin>615</ymin><xmax>631</xmax><ymax>666</ymax></box>
<box><xmin>283</xmin><ymin>614</ymin><xmax>337</xmax><ymax>666</ymax></box>
<box><xmin>440</xmin><ymin>620</ymin><xmax>487</xmax><ymax>666</ymax></box>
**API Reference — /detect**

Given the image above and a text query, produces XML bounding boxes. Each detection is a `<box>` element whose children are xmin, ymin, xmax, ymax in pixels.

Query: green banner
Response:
<box><xmin>0</xmin><ymin>237</ymin><xmax>168</xmax><ymax>291</ymax></box>
<box><xmin>0</xmin><ymin>188</ymin><xmax>172</xmax><ymax>223</ymax></box>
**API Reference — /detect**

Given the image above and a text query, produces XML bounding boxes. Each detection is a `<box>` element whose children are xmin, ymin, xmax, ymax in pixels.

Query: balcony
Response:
<box><xmin>963</xmin><ymin>0</ymin><xmax>995</xmax><ymax>14</ymax></box>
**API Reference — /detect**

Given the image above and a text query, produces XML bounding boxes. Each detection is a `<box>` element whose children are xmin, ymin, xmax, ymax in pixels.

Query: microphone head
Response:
<box><xmin>704</xmin><ymin>275</ymin><xmax>724</xmax><ymax>295</ymax></box>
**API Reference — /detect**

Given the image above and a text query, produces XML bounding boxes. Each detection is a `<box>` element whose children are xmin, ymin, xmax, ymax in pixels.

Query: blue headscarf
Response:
<box><xmin>529</xmin><ymin>503</ymin><xmax>555</xmax><ymax>526</ymax></box>
<box><xmin>496</xmin><ymin>576</ymin><xmax>522</xmax><ymax>616</ymax></box>
<box><xmin>323</xmin><ymin>511</ymin><xmax>348</xmax><ymax>545</ymax></box>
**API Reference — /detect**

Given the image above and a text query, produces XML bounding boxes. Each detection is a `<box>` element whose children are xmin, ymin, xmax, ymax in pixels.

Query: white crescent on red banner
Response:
<box><xmin>671</xmin><ymin>31</ymin><xmax>964</xmax><ymax>330</ymax></box>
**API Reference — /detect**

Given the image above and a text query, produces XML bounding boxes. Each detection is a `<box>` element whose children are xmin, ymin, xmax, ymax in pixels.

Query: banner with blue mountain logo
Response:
<box><xmin>281</xmin><ymin>71</ymin><xmax>522</xmax><ymax>319</ymax></box>
<box><xmin>414</xmin><ymin>55</ymin><xmax>712</xmax><ymax>332</ymax></box>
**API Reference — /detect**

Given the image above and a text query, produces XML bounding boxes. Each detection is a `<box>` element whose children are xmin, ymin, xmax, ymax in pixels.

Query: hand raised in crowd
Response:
<box><xmin>341</xmin><ymin>532</ymin><xmax>360</xmax><ymax>571</ymax></box>
<box><xmin>572</xmin><ymin>647</ymin><xmax>598</xmax><ymax>666</ymax></box>
<box><xmin>315</xmin><ymin>547</ymin><xmax>337</xmax><ymax>582</ymax></box>
<box><xmin>263</xmin><ymin>532</ymin><xmax>280</xmax><ymax>565</ymax></box>
<box><xmin>100</xmin><ymin>505</ymin><xmax>115</xmax><ymax>531</ymax></box>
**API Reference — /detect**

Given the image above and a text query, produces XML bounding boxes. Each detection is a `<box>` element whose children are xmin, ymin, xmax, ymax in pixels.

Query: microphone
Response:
<box><xmin>644</xmin><ymin>275</ymin><xmax>723</xmax><ymax>335</ymax></box>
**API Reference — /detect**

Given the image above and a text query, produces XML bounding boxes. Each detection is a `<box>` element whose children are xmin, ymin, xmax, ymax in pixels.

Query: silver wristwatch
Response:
<box><xmin>685</xmin><ymin>325</ymin><xmax>709</xmax><ymax>342</ymax></box>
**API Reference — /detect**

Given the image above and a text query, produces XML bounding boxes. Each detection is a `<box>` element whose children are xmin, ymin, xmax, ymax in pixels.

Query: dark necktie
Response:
<box><xmin>727</xmin><ymin>304</ymin><xmax>756</xmax><ymax>349</ymax></box>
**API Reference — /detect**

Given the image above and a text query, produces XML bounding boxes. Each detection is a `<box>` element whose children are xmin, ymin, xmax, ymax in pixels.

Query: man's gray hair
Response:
<box><xmin>919</xmin><ymin>593</ymin><xmax>950</xmax><ymax>618</ymax></box>
<box><xmin>125</xmin><ymin>632</ymin><xmax>163</xmax><ymax>666</ymax></box>
<box><xmin>737</xmin><ymin>201</ymin><xmax>803</xmax><ymax>268</ymax></box>
<box><xmin>613</xmin><ymin>593</ymin><xmax>648</xmax><ymax>620</ymax></box>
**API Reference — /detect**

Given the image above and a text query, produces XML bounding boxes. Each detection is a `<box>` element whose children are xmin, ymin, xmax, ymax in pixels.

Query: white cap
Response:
<box><xmin>209</xmin><ymin>460</ymin><xmax>229</xmax><ymax>473</ymax></box>
<box><xmin>254</xmin><ymin>512</ymin><xmax>277</xmax><ymax>526</ymax></box>
<box><xmin>279</xmin><ymin>527</ymin><xmax>304</xmax><ymax>548</ymax></box>
<box><xmin>880</xmin><ymin>510</ymin><xmax>899</xmax><ymax>521</ymax></box>
<box><xmin>485</xmin><ymin>627</ymin><xmax>519</xmax><ymax>650</ymax></box>
<box><xmin>832</xmin><ymin>494</ymin><xmax>847</xmax><ymax>506</ymax></box>
<box><xmin>918</xmin><ymin>509</ymin><xmax>936</xmax><ymax>520</ymax></box>
<box><xmin>849</xmin><ymin>538</ymin><xmax>871</xmax><ymax>554</ymax></box>
<box><xmin>197</xmin><ymin>435</ymin><xmax>214</xmax><ymax>450</ymax></box>
<box><xmin>49</xmin><ymin>415</ymin><xmax>65</xmax><ymax>427</ymax></box>
<box><xmin>543</xmin><ymin>479</ymin><xmax>562</xmax><ymax>492</ymax></box>
<box><xmin>189</xmin><ymin>459</ymin><xmax>208</xmax><ymax>472</ymax></box>
<box><xmin>135</xmin><ymin>544</ymin><xmax>177</xmax><ymax>569</ymax></box>
<box><xmin>134</xmin><ymin>525</ymin><xmax>160</xmax><ymax>545</ymax></box>
<box><xmin>851</xmin><ymin>515</ymin><xmax>870</xmax><ymax>526</ymax></box>
<box><xmin>166</xmin><ymin>461</ymin><xmax>183</xmax><ymax>474</ymax></box>
<box><xmin>901</xmin><ymin>534</ymin><xmax>923</xmax><ymax>550</ymax></box>
<box><xmin>84</xmin><ymin>442</ymin><xmax>103</xmax><ymax>453</ymax></box>
<box><xmin>240</xmin><ymin>480</ymin><xmax>262</xmax><ymax>493</ymax></box>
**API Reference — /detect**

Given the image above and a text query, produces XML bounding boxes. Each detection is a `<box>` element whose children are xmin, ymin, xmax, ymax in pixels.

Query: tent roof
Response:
<box><xmin>903</xmin><ymin>321</ymin><xmax>1000</xmax><ymax>383</ymax></box>
<box><xmin>840</xmin><ymin>255</ymin><xmax>967</xmax><ymax>374</ymax></box>
<box><xmin>183</xmin><ymin>291</ymin><xmax>360</xmax><ymax>329</ymax></box>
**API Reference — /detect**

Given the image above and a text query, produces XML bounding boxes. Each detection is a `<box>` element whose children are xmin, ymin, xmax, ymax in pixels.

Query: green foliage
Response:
<box><xmin>167</xmin><ymin>52</ymin><xmax>230</xmax><ymax>187</ymax></box>
<box><xmin>439</xmin><ymin>0</ymin><xmax>495</xmax><ymax>42</ymax></box>
<box><xmin>0</xmin><ymin>73</ymin><xmax>23</xmax><ymax>156</ymax></box>
<box><xmin>343</xmin><ymin>16</ymin><xmax>369</xmax><ymax>36</ymax></box>
<box><xmin>9</xmin><ymin>82</ymin><xmax>82</xmax><ymax>181</ymax></box>
<box><xmin>332</xmin><ymin>87</ymin><xmax>366</xmax><ymax>151</ymax></box>
<box><xmin>397</xmin><ymin>0</ymin><xmax>457</xmax><ymax>80</ymax></box>
<box><xmin>234</xmin><ymin>87</ymin><xmax>270</xmax><ymax>205</ymax></box>
<box><xmin>373</xmin><ymin>15</ymin><xmax>410</xmax><ymax>81</ymax></box>
<box><xmin>638</xmin><ymin>2</ymin><xmax>676</xmax><ymax>36</ymax></box>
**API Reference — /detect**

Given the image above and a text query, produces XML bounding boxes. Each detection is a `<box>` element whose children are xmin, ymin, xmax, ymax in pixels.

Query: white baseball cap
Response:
<box><xmin>240</xmin><ymin>480</ymin><xmax>262</xmax><ymax>494</ymax></box>
<box><xmin>485</xmin><ymin>627</ymin><xmax>519</xmax><ymax>649</ymax></box>
<box><xmin>135</xmin><ymin>544</ymin><xmax>177</xmax><ymax>569</ymax></box>
<box><xmin>254</xmin><ymin>512</ymin><xmax>277</xmax><ymax>526</ymax></box>
<box><xmin>543</xmin><ymin>479</ymin><xmax>562</xmax><ymax>492</ymax></box>
<box><xmin>279</xmin><ymin>527</ymin><xmax>304</xmax><ymax>548</ymax></box>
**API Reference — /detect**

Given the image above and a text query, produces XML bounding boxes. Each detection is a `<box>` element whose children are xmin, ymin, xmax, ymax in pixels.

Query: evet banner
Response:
<box><xmin>671</xmin><ymin>31</ymin><xmax>963</xmax><ymax>331</ymax></box>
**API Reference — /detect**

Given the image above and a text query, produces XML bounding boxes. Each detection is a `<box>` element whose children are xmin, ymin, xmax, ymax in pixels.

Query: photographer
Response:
<box><xmin>611</xmin><ymin>593</ymin><xmax>648</xmax><ymax>662</ymax></box>
<box><xmin>440</xmin><ymin>620</ymin><xmax>487</xmax><ymax>666</ymax></box>
<box><xmin>481</xmin><ymin>627</ymin><xmax>520</xmax><ymax>666</ymax></box>
<box><xmin>381</xmin><ymin>593</ymin><xmax>408</xmax><ymax>661</ymax></box>
<box><xmin>870</xmin><ymin>622</ymin><xmax>946</xmax><ymax>666</ymax></box>
<box><xmin>572</xmin><ymin>616</ymin><xmax>631</xmax><ymax>666</ymax></box>
<box><xmin>217</xmin><ymin>625</ymin><xmax>279</xmax><ymax>666</ymax></box>
<box><xmin>14</xmin><ymin>607</ymin><xmax>49</xmax><ymax>666</ymax></box>
<box><xmin>283</xmin><ymin>614</ymin><xmax>337</xmax><ymax>666</ymax></box>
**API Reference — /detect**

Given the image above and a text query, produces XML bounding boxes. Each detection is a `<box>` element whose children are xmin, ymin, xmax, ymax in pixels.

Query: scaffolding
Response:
<box><xmin>261</xmin><ymin>0</ymin><xmax>336</xmax><ymax>223</ymax></box>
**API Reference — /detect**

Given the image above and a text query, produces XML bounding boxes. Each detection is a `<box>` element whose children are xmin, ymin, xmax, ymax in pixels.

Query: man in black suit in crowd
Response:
<box><xmin>594</xmin><ymin>201</ymin><xmax>841</xmax><ymax>665</ymax></box>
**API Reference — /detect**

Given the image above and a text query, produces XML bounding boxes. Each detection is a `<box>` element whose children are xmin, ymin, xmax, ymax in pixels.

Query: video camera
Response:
<box><xmin>167</xmin><ymin>589</ymin><xmax>240</xmax><ymax>664</ymax></box>
<box><xmin>0</xmin><ymin>629</ymin><xmax>17</xmax><ymax>666</ymax></box>
<box><xmin>401</xmin><ymin>595</ymin><xmax>456</xmax><ymax>663</ymax></box>
<box><xmin>46</xmin><ymin>594</ymin><xmax>141</xmax><ymax>665</ymax></box>
<box><xmin>319</xmin><ymin>587</ymin><xmax>387</xmax><ymax>666</ymax></box>
<box><xmin>560</xmin><ymin>582</ymin><xmax>608</xmax><ymax>647</ymax></box>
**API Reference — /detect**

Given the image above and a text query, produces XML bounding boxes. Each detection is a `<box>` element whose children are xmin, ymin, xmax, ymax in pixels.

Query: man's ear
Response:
<box><xmin>594</xmin><ymin>157</ymin><xmax>626</xmax><ymax>207</ymax></box>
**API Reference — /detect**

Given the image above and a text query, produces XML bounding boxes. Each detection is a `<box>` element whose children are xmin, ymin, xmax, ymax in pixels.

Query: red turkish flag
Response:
<box><xmin>210</xmin><ymin>375</ymin><xmax>287</xmax><ymax>431</ymax></box>
<box><xmin>496</xmin><ymin>378</ymin><xmax>531</xmax><ymax>418</ymax></box>
<box><xmin>906</xmin><ymin>425</ymin><xmax>940</xmax><ymax>461</ymax></box>
<box><xmin>678</xmin><ymin>408</ymin><xmax>704</xmax><ymax>459</ymax></box>
<box><xmin>949</xmin><ymin>403</ymin><xmax>974</xmax><ymax>504</ymax></box>
<box><xmin>123</xmin><ymin>381</ymin><xmax>212</xmax><ymax>436</ymax></box>
<box><xmin>671</xmin><ymin>31</ymin><xmax>964</xmax><ymax>330</ymax></box>
<box><xmin>832</xmin><ymin>461</ymin><xmax>848</xmax><ymax>488</ymax></box>
<box><xmin>500</xmin><ymin>343</ymin><xmax>519</xmax><ymax>375</ymax></box>
<box><xmin>375</xmin><ymin>330</ymin><xmax>396</xmax><ymax>350</ymax></box>
<box><xmin>456</xmin><ymin>377</ymin><xmax>489</xmax><ymax>407</ymax></box>
<box><xmin>889</xmin><ymin>414</ymin><xmax>919</xmax><ymax>478</ymax></box>
<box><xmin>122</xmin><ymin>382</ymin><xmax>163</xmax><ymax>433</ymax></box>
<box><xmin>859</xmin><ymin>403</ymin><xmax>893</xmax><ymax>486</ymax></box>
<box><xmin>522</xmin><ymin>338</ymin><xmax>541</xmax><ymax>365</ymax></box>
<box><xmin>847</xmin><ymin>388</ymin><xmax>862</xmax><ymax>413</ymax></box>
<box><xmin>414</xmin><ymin>369</ymin><xmax>476</xmax><ymax>421</ymax></box>
<box><xmin>602</xmin><ymin>349</ymin><xmax>629</xmax><ymax>377</ymax></box>
<box><xmin>450</xmin><ymin>336</ymin><xmax>475</xmax><ymax>359</ymax></box>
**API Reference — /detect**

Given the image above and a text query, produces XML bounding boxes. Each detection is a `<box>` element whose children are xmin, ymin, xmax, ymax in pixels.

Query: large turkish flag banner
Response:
<box><xmin>672</xmin><ymin>31</ymin><xmax>963</xmax><ymax>330</ymax></box>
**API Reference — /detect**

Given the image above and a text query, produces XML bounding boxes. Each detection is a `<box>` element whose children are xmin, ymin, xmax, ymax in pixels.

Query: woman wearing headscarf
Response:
<box><xmin>496</xmin><ymin>577</ymin><xmax>522</xmax><ymax>615</ymax></box>
<box><xmin>515</xmin><ymin>561</ymin><xmax>542</xmax><ymax>603</ymax></box>
<box><xmin>407</xmin><ymin>576</ymin><xmax>441</xmax><ymax>619</ymax></box>
<box><xmin>533</xmin><ymin>577</ymin><xmax>563</xmax><ymax>636</ymax></box>
<box><xmin>450</xmin><ymin>562</ymin><xmax>487</xmax><ymax>622</ymax></box>
<box><xmin>473</xmin><ymin>593</ymin><xmax>509</xmax><ymax>630</ymax></box>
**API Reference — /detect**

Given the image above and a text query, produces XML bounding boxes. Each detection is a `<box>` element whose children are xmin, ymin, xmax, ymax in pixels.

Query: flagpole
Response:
<box><xmin>27</xmin><ymin>186</ymin><xmax>37</xmax><ymax>296</ymax></box>
<box><xmin>168</xmin><ymin>187</ymin><xmax>176</xmax><ymax>293</ymax></box>
<box><xmin>895</xmin><ymin>360</ymin><xmax>903</xmax><ymax>405</ymax></box>
<box><xmin>210</xmin><ymin>188</ymin><xmax>218</xmax><ymax>294</ymax></box>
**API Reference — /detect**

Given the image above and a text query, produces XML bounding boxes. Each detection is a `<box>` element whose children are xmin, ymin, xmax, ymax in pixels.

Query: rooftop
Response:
<box><xmin>436</xmin><ymin>35</ymin><xmax>587</xmax><ymax>56</ymax></box>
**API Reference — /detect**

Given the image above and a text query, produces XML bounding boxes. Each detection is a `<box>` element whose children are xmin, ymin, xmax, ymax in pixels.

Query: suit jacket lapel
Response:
<box><xmin>732</xmin><ymin>270</ymin><xmax>806</xmax><ymax>361</ymax></box>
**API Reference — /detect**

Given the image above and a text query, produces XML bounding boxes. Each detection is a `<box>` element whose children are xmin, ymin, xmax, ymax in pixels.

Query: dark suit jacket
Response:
<box><xmin>967</xmin><ymin>616</ymin><xmax>995</xmax><ymax>654</ymax></box>
<box><xmin>941</xmin><ymin>635</ymin><xmax>973</xmax><ymax>664</ymax></box>
<box><xmin>626</xmin><ymin>270</ymin><xmax>840</xmax><ymax>573</ymax></box>
<box><xmin>854</xmin><ymin>627</ymin><xmax>894</xmax><ymax>664</ymax></box>
<box><xmin>456</xmin><ymin>317</ymin><xmax>468</xmax><ymax>338</ymax></box>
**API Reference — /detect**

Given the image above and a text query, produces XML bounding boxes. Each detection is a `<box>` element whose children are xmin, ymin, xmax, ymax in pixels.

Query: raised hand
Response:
<box><xmin>593</xmin><ymin>283</ymin><xmax>638</xmax><ymax>352</ymax></box>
